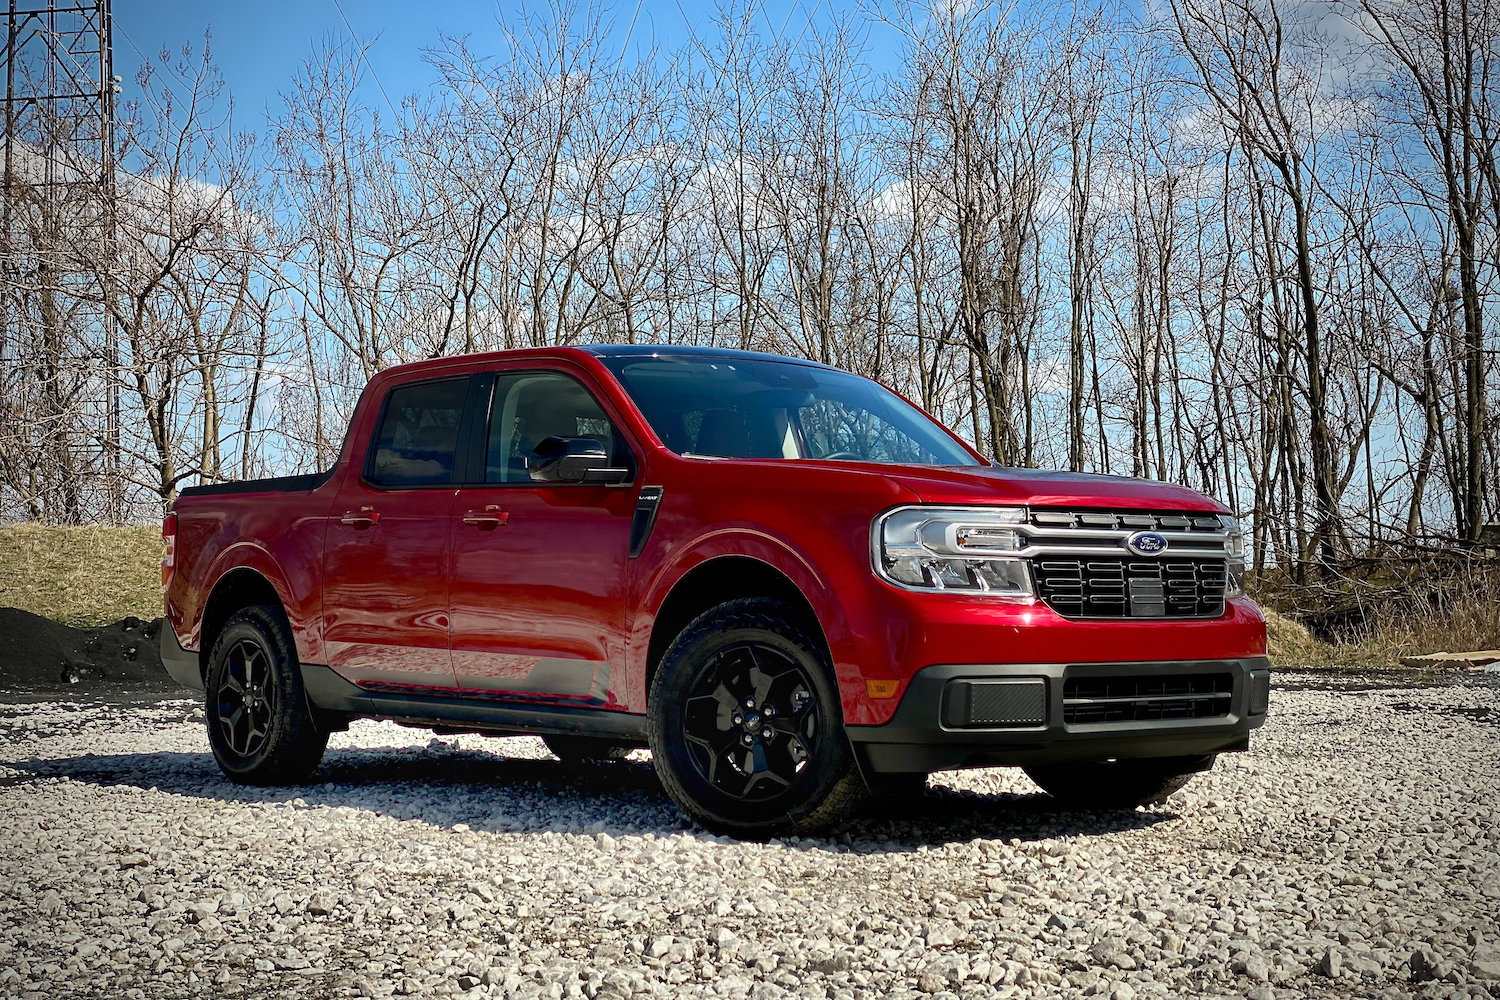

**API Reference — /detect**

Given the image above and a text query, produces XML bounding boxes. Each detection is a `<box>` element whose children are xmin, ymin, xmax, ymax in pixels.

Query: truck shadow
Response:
<box><xmin>9</xmin><ymin>744</ymin><xmax>1174</xmax><ymax>848</ymax></box>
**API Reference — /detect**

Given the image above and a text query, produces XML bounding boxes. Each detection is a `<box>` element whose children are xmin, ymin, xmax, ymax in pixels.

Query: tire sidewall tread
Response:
<box><xmin>647</xmin><ymin>597</ymin><xmax>866</xmax><ymax>839</ymax></box>
<box><xmin>204</xmin><ymin>604</ymin><xmax>328</xmax><ymax>786</ymax></box>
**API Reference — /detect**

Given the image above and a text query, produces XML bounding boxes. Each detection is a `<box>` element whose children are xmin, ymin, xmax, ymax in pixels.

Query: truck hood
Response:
<box><xmin>882</xmin><ymin>465</ymin><xmax>1226</xmax><ymax>512</ymax></box>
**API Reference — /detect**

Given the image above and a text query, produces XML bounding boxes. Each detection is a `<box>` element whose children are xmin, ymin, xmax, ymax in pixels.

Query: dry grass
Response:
<box><xmin>1259</xmin><ymin>568</ymin><xmax>1500</xmax><ymax>669</ymax></box>
<box><xmin>1363</xmin><ymin>571</ymin><xmax>1500</xmax><ymax>660</ymax></box>
<box><xmin>0</xmin><ymin>523</ymin><xmax>162</xmax><ymax>627</ymax></box>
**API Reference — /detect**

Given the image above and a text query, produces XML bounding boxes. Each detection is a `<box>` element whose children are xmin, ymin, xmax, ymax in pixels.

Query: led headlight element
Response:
<box><xmin>875</xmin><ymin>506</ymin><xmax>1032</xmax><ymax>595</ymax></box>
<box><xmin>1222</xmin><ymin>515</ymin><xmax>1247</xmax><ymax>596</ymax></box>
<box><xmin>1222</xmin><ymin>516</ymin><xmax>1245</xmax><ymax>558</ymax></box>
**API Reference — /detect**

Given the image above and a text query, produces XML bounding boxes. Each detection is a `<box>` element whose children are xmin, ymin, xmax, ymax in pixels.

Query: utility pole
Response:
<box><xmin>0</xmin><ymin>0</ymin><xmax>117</xmax><ymax>522</ymax></box>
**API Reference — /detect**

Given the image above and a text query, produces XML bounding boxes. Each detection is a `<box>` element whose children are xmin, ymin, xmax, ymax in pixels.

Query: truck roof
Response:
<box><xmin>579</xmin><ymin>343</ymin><xmax>839</xmax><ymax>370</ymax></box>
<box><xmin>369</xmin><ymin>344</ymin><xmax>842</xmax><ymax>381</ymax></box>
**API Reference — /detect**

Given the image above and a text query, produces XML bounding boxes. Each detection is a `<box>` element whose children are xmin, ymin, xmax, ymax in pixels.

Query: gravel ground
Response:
<box><xmin>2</xmin><ymin>679</ymin><xmax>1497</xmax><ymax>1000</ymax></box>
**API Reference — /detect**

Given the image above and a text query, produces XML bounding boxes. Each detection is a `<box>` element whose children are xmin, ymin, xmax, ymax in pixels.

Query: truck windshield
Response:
<box><xmin>602</xmin><ymin>355</ymin><xmax>981</xmax><ymax>466</ymax></box>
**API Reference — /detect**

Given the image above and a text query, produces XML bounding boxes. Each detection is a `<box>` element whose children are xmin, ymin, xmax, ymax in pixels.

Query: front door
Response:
<box><xmin>447</xmin><ymin>366</ymin><xmax>637</xmax><ymax>706</ymax></box>
<box><xmin>322</xmin><ymin>375</ymin><xmax>471</xmax><ymax>691</ymax></box>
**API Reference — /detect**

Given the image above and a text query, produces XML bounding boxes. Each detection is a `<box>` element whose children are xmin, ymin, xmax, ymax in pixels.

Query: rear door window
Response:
<box><xmin>367</xmin><ymin>378</ymin><xmax>469</xmax><ymax>486</ymax></box>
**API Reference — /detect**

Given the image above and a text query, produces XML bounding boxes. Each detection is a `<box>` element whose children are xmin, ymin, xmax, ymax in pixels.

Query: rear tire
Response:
<box><xmin>648</xmin><ymin>598</ymin><xmax>866</xmax><ymax>839</ymax></box>
<box><xmin>543</xmin><ymin>735</ymin><xmax>633</xmax><ymax>763</ymax></box>
<box><xmin>1023</xmin><ymin>754</ymin><xmax>1215</xmax><ymax>808</ymax></box>
<box><xmin>205</xmin><ymin>605</ymin><xmax>328</xmax><ymax>785</ymax></box>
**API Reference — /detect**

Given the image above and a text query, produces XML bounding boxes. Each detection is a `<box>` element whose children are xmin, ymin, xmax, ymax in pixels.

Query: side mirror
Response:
<box><xmin>530</xmin><ymin>436</ymin><xmax>631</xmax><ymax>484</ymax></box>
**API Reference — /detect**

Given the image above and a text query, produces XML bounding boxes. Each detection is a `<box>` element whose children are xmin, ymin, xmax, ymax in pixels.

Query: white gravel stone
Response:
<box><xmin>0</xmin><ymin>679</ymin><xmax>1496</xmax><ymax>999</ymax></box>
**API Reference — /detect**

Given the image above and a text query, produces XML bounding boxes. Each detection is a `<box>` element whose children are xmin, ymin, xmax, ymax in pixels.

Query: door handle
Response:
<box><xmin>340</xmin><ymin>507</ymin><xmax>381</xmax><ymax>529</ymax></box>
<box><xmin>462</xmin><ymin>505</ymin><xmax>508</xmax><ymax>529</ymax></box>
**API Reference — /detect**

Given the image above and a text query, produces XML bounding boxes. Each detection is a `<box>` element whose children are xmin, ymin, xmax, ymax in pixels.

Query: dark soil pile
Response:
<box><xmin>0</xmin><ymin>608</ymin><xmax>186</xmax><ymax>693</ymax></box>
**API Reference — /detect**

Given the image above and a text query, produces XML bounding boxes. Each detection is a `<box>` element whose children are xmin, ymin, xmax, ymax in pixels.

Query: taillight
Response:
<box><xmin>162</xmin><ymin>513</ymin><xmax>177</xmax><ymax>589</ymax></box>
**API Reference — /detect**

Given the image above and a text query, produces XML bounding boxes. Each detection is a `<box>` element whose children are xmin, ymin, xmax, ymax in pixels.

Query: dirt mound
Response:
<box><xmin>0</xmin><ymin>608</ymin><xmax>186</xmax><ymax>693</ymax></box>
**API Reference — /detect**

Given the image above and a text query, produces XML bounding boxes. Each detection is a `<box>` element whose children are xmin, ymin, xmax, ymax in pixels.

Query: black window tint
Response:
<box><xmin>485</xmin><ymin>372</ymin><xmax>622</xmax><ymax>484</ymax></box>
<box><xmin>368</xmin><ymin>378</ymin><xmax>468</xmax><ymax>486</ymax></box>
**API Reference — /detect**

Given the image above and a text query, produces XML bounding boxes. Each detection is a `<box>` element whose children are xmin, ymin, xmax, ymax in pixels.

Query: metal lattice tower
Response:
<box><xmin>1</xmin><ymin>0</ymin><xmax>119</xmax><ymax>521</ymax></box>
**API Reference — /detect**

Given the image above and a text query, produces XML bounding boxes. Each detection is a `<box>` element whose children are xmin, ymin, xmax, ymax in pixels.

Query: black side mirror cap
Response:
<box><xmin>529</xmin><ymin>436</ymin><xmax>631</xmax><ymax>484</ymax></box>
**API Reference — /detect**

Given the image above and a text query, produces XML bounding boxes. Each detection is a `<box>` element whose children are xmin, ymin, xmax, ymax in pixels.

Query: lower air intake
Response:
<box><xmin>1063</xmin><ymin>673</ymin><xmax>1232</xmax><ymax>724</ymax></box>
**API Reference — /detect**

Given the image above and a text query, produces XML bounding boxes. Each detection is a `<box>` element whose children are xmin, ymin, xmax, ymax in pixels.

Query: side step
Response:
<box><xmin>300</xmin><ymin>663</ymin><xmax>648</xmax><ymax>741</ymax></box>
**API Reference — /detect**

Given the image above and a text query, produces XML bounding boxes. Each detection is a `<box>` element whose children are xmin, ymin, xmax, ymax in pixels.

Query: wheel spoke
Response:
<box><xmin>691</xmin><ymin>735</ymin><xmax>748</xmax><ymax>797</ymax></box>
<box><xmin>774</xmin><ymin>731</ymin><xmax>810</xmax><ymax>779</ymax></box>
<box><xmin>221</xmin><ymin>706</ymin><xmax>245</xmax><ymax>754</ymax></box>
<box><xmin>242</xmin><ymin>643</ymin><xmax>263</xmax><ymax>690</ymax></box>
<box><xmin>740</xmin><ymin>742</ymin><xmax>791</xmax><ymax>798</ymax></box>
<box><xmin>744</xmin><ymin>649</ymin><xmax>777</xmax><ymax>707</ymax></box>
<box><xmin>684</xmin><ymin>728</ymin><xmax>737</xmax><ymax>757</ymax></box>
<box><xmin>215</xmin><ymin>637</ymin><xmax>278</xmax><ymax>759</ymax></box>
<box><xmin>219</xmin><ymin>708</ymin><xmax>239</xmax><ymax>744</ymax></box>
<box><xmin>679</xmin><ymin>638</ymin><xmax>824</xmax><ymax>803</ymax></box>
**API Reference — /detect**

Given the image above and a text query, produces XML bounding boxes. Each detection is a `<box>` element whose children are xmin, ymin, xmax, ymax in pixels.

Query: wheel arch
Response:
<box><xmin>198</xmin><ymin>567</ymin><xmax>288</xmax><ymax>682</ymax></box>
<box><xmin>644</xmin><ymin>555</ymin><xmax>833</xmax><ymax>707</ymax></box>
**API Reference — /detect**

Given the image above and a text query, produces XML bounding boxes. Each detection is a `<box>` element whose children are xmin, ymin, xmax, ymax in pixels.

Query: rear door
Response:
<box><xmin>322</xmin><ymin>375</ymin><xmax>473</xmax><ymax>691</ymax></box>
<box><xmin>447</xmin><ymin>365</ymin><xmax>638</xmax><ymax>706</ymax></box>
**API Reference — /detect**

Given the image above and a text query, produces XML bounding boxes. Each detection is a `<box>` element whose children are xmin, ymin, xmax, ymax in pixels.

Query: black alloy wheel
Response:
<box><xmin>204</xmin><ymin>605</ymin><xmax>328</xmax><ymax>785</ymax></box>
<box><xmin>216</xmin><ymin>637</ymin><xmax>276</xmax><ymax>758</ymax></box>
<box><xmin>682</xmin><ymin>640</ymin><xmax>819</xmax><ymax>800</ymax></box>
<box><xmin>648</xmin><ymin>598</ymin><xmax>867</xmax><ymax>838</ymax></box>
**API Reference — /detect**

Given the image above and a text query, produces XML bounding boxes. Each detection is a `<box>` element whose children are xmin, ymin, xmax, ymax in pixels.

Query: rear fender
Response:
<box><xmin>192</xmin><ymin>545</ymin><xmax>319</xmax><ymax>665</ymax></box>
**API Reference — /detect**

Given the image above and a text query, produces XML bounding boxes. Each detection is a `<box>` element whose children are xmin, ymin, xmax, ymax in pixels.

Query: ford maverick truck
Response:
<box><xmin>162</xmin><ymin>345</ymin><xmax>1269</xmax><ymax>837</ymax></box>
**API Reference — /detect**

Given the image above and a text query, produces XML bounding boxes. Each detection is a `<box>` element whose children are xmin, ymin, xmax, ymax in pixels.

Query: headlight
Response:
<box><xmin>873</xmin><ymin>506</ymin><xmax>1032</xmax><ymax>596</ymax></box>
<box><xmin>1222</xmin><ymin>516</ymin><xmax>1245</xmax><ymax>558</ymax></box>
<box><xmin>1223</xmin><ymin>516</ymin><xmax>1246</xmax><ymax>596</ymax></box>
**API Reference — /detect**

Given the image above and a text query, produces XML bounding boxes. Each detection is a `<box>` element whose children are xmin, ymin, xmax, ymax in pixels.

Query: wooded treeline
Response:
<box><xmin>2</xmin><ymin>0</ymin><xmax>1497</xmax><ymax>581</ymax></box>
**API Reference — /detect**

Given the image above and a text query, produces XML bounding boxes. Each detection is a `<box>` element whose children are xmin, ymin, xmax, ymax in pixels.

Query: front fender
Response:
<box><xmin>633</xmin><ymin>524</ymin><xmax>866</xmax><ymax>720</ymax></box>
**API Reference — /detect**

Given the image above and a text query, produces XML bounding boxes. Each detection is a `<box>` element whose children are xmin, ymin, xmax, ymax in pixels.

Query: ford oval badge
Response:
<box><xmin>1126</xmin><ymin>530</ymin><xmax>1169</xmax><ymax>556</ymax></box>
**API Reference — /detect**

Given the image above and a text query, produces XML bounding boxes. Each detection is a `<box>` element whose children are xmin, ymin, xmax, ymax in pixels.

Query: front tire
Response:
<box><xmin>205</xmin><ymin>605</ymin><xmax>328</xmax><ymax>785</ymax></box>
<box><xmin>1024</xmin><ymin>754</ymin><xmax>1216</xmax><ymax>808</ymax></box>
<box><xmin>648</xmin><ymin>599</ymin><xmax>866</xmax><ymax>839</ymax></box>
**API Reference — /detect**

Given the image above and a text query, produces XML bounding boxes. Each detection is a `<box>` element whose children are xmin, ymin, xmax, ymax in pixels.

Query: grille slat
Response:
<box><xmin>1064</xmin><ymin>672</ymin><xmax>1233</xmax><ymax>724</ymax></box>
<box><xmin>1033</xmin><ymin>555</ymin><xmax>1226</xmax><ymax>618</ymax></box>
<box><xmin>1024</xmin><ymin>508</ymin><xmax>1231</xmax><ymax>619</ymax></box>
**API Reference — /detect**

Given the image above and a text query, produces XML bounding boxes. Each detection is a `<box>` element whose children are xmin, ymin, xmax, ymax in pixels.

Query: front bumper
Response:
<box><xmin>846</xmin><ymin>656</ymin><xmax>1269</xmax><ymax>773</ymax></box>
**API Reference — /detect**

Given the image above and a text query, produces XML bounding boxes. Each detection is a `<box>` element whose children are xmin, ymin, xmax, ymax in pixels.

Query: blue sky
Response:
<box><xmin>111</xmin><ymin>1</ymin><xmax>855</xmax><ymax>125</ymax></box>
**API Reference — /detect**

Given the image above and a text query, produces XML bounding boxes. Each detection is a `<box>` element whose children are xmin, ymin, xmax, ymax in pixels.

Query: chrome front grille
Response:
<box><xmin>1021</xmin><ymin>508</ymin><xmax>1230</xmax><ymax>619</ymax></box>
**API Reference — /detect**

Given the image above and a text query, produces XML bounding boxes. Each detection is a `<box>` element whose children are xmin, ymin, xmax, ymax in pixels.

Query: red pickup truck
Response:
<box><xmin>162</xmin><ymin>345</ymin><xmax>1268</xmax><ymax>837</ymax></box>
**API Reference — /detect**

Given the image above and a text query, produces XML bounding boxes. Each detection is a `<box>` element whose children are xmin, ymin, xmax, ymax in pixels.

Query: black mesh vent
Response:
<box><xmin>1063</xmin><ymin>673</ymin><xmax>1232</xmax><ymax>724</ymax></box>
<box><xmin>942</xmin><ymin>678</ymin><xmax>1047</xmax><ymax>728</ymax></box>
<box><xmin>1031</xmin><ymin>557</ymin><xmax>1227</xmax><ymax>619</ymax></box>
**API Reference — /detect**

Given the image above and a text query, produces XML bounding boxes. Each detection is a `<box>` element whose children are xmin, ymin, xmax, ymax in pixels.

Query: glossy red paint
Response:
<box><xmin>323</xmin><ymin>476</ymin><xmax>457</xmax><ymax>689</ymax></box>
<box><xmin>166</xmin><ymin>346</ymin><xmax>1266</xmax><ymax>728</ymax></box>
<box><xmin>448</xmin><ymin>363</ymin><xmax>639</xmax><ymax>704</ymax></box>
